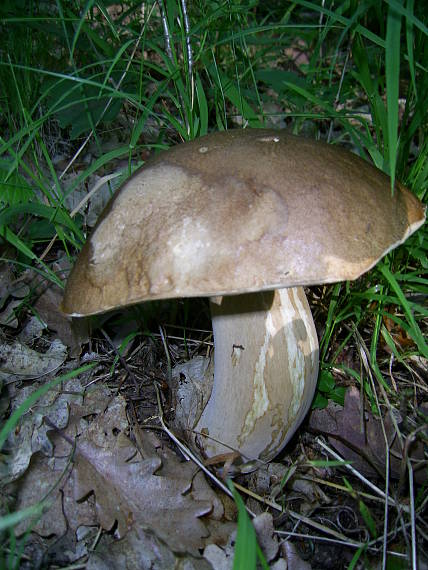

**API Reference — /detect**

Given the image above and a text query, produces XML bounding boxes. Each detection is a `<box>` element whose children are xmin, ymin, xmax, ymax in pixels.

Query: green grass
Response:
<box><xmin>0</xmin><ymin>1</ymin><xmax>426</xmax><ymax>567</ymax></box>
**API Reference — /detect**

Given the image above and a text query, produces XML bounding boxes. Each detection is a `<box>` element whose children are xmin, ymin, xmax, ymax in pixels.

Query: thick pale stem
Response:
<box><xmin>193</xmin><ymin>287</ymin><xmax>319</xmax><ymax>462</ymax></box>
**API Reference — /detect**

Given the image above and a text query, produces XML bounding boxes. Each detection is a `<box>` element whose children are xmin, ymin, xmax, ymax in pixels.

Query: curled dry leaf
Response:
<box><xmin>280</xmin><ymin>542</ymin><xmax>312</xmax><ymax>570</ymax></box>
<box><xmin>0</xmin><ymin>263</ymin><xmax>29</xmax><ymax>310</ymax></box>
<box><xmin>18</xmin><ymin>315</ymin><xmax>46</xmax><ymax>343</ymax></box>
<box><xmin>17</xmin><ymin>265</ymin><xmax>88</xmax><ymax>356</ymax></box>
<box><xmin>172</xmin><ymin>356</ymin><xmax>214</xmax><ymax>438</ymax></box>
<box><xmin>33</xmin><ymin>280</ymin><xmax>88</xmax><ymax>356</ymax></box>
<box><xmin>0</xmin><ymin>299</ymin><xmax>21</xmax><ymax>328</ymax></box>
<box><xmin>203</xmin><ymin>531</ymin><xmax>236</xmax><ymax>570</ymax></box>
<box><xmin>253</xmin><ymin>512</ymin><xmax>279</xmax><ymax>562</ymax></box>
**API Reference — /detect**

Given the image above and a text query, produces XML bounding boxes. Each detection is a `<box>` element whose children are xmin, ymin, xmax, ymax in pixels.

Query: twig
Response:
<box><xmin>233</xmin><ymin>481</ymin><xmax>363</xmax><ymax>547</ymax></box>
<box><xmin>158</xmin><ymin>0</ymin><xmax>173</xmax><ymax>61</ymax></box>
<box><xmin>407</xmin><ymin>458</ymin><xmax>417</xmax><ymax>569</ymax></box>
<box><xmin>100</xmin><ymin>327</ymin><xmax>140</xmax><ymax>390</ymax></box>
<box><xmin>315</xmin><ymin>438</ymin><xmax>408</xmax><ymax>512</ymax></box>
<box><xmin>180</xmin><ymin>0</ymin><xmax>193</xmax><ymax>83</ymax></box>
<box><xmin>382</xmin><ymin>431</ymin><xmax>390</xmax><ymax>570</ymax></box>
<box><xmin>275</xmin><ymin>531</ymin><xmax>408</xmax><ymax>558</ymax></box>
<box><xmin>327</xmin><ymin>36</ymin><xmax>353</xmax><ymax>144</ymax></box>
<box><xmin>153</xmin><ymin>382</ymin><xmax>239</xmax><ymax>505</ymax></box>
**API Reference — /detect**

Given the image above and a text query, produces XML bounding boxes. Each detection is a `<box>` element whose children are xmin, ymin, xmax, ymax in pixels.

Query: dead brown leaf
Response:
<box><xmin>33</xmin><ymin>280</ymin><xmax>88</xmax><ymax>357</ymax></box>
<box><xmin>72</xmin><ymin>391</ymin><xmax>228</xmax><ymax>554</ymax></box>
<box><xmin>86</xmin><ymin>526</ymin><xmax>213</xmax><ymax>570</ymax></box>
<box><xmin>73</xmin><ymin>432</ymin><xmax>212</xmax><ymax>553</ymax></box>
<box><xmin>9</xmin><ymin>451</ymin><xmax>97</xmax><ymax>537</ymax></box>
<box><xmin>309</xmin><ymin>386</ymin><xmax>425</xmax><ymax>482</ymax></box>
<box><xmin>1</xmin><ymin>376</ymin><xmax>84</xmax><ymax>484</ymax></box>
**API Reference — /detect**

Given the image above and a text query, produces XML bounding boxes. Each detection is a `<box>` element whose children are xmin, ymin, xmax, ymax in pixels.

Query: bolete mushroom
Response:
<box><xmin>61</xmin><ymin>129</ymin><xmax>425</xmax><ymax>463</ymax></box>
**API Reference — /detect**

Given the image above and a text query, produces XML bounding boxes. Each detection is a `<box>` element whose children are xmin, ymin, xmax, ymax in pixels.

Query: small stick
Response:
<box><xmin>180</xmin><ymin>0</ymin><xmax>193</xmax><ymax>81</ymax></box>
<box><xmin>315</xmin><ymin>438</ymin><xmax>408</xmax><ymax>512</ymax></box>
<box><xmin>158</xmin><ymin>0</ymin><xmax>173</xmax><ymax>61</ymax></box>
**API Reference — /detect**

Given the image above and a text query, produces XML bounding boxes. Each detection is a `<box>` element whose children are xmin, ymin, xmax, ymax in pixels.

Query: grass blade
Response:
<box><xmin>0</xmin><ymin>364</ymin><xmax>95</xmax><ymax>452</ymax></box>
<box><xmin>379</xmin><ymin>262</ymin><xmax>428</xmax><ymax>357</ymax></box>
<box><xmin>228</xmin><ymin>481</ymin><xmax>257</xmax><ymax>570</ymax></box>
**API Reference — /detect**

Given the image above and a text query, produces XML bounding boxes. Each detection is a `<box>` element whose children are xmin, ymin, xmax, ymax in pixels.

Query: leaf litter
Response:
<box><xmin>309</xmin><ymin>385</ymin><xmax>425</xmax><ymax>483</ymax></box>
<box><xmin>2</xmin><ymin>265</ymin><xmax>426</xmax><ymax>568</ymax></box>
<box><xmin>3</xmin><ymin>370</ymin><xmax>236</xmax><ymax>566</ymax></box>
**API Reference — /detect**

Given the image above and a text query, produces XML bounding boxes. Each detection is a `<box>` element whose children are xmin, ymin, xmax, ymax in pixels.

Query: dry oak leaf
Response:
<box><xmin>86</xmin><ymin>526</ymin><xmax>213</xmax><ymax>570</ymax></box>
<box><xmin>8</xmin><ymin>451</ymin><xmax>97</xmax><ymax>538</ymax></box>
<box><xmin>1</xmin><ymin>376</ymin><xmax>84</xmax><ymax>483</ymax></box>
<box><xmin>0</xmin><ymin>339</ymin><xmax>67</xmax><ymax>383</ymax></box>
<box><xmin>310</xmin><ymin>386</ymin><xmax>425</xmax><ymax>482</ymax></box>
<box><xmin>33</xmin><ymin>280</ymin><xmax>88</xmax><ymax>356</ymax></box>
<box><xmin>73</xmin><ymin>432</ymin><xmax>213</xmax><ymax>554</ymax></box>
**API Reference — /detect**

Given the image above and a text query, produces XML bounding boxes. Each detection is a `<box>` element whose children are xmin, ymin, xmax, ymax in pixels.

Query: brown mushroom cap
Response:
<box><xmin>62</xmin><ymin>129</ymin><xmax>425</xmax><ymax>316</ymax></box>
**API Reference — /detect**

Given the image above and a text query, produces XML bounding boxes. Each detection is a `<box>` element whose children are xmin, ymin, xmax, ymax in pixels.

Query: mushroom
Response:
<box><xmin>61</xmin><ymin>129</ymin><xmax>425</xmax><ymax>463</ymax></box>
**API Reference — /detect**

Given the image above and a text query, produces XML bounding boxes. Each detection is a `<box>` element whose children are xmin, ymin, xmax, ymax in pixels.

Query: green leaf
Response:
<box><xmin>0</xmin><ymin>170</ymin><xmax>34</xmax><ymax>206</ymax></box>
<box><xmin>228</xmin><ymin>481</ymin><xmax>269</xmax><ymax>570</ymax></box>
<box><xmin>379</xmin><ymin>263</ymin><xmax>428</xmax><ymax>357</ymax></box>
<box><xmin>348</xmin><ymin>544</ymin><xmax>366</xmax><ymax>570</ymax></box>
<box><xmin>318</xmin><ymin>369</ymin><xmax>335</xmax><ymax>392</ymax></box>
<box><xmin>329</xmin><ymin>386</ymin><xmax>346</xmax><ymax>406</ymax></box>
<box><xmin>196</xmin><ymin>73</ymin><xmax>209</xmax><ymax>136</ymax></box>
<box><xmin>0</xmin><ymin>503</ymin><xmax>48</xmax><ymax>532</ymax></box>
<box><xmin>229</xmin><ymin>481</ymin><xmax>257</xmax><ymax>570</ymax></box>
<box><xmin>312</xmin><ymin>392</ymin><xmax>329</xmax><ymax>409</ymax></box>
<box><xmin>358</xmin><ymin>500</ymin><xmax>377</xmax><ymax>538</ymax></box>
<box><xmin>47</xmin><ymin>78</ymin><xmax>123</xmax><ymax>139</ymax></box>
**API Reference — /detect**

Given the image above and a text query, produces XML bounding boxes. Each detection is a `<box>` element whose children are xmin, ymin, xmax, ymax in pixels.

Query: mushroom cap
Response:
<box><xmin>62</xmin><ymin>129</ymin><xmax>425</xmax><ymax>316</ymax></box>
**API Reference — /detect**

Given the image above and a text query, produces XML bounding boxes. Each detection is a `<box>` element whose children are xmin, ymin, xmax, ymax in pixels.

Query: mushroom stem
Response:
<box><xmin>193</xmin><ymin>287</ymin><xmax>319</xmax><ymax>462</ymax></box>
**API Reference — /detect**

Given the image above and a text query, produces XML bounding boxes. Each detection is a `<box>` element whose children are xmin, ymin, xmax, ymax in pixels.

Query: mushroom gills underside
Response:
<box><xmin>172</xmin><ymin>287</ymin><xmax>319</xmax><ymax>463</ymax></box>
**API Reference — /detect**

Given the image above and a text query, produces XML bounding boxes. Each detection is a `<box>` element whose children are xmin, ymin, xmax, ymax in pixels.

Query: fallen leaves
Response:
<box><xmin>72</xmin><ymin>398</ymin><xmax>213</xmax><ymax>553</ymax></box>
<box><xmin>5</xmin><ymin>379</ymin><xmax>227</xmax><ymax>561</ymax></box>
<box><xmin>0</xmin><ymin>339</ymin><xmax>67</xmax><ymax>382</ymax></box>
<box><xmin>1</xmin><ymin>375</ymin><xmax>83</xmax><ymax>484</ymax></box>
<box><xmin>309</xmin><ymin>385</ymin><xmax>425</xmax><ymax>482</ymax></box>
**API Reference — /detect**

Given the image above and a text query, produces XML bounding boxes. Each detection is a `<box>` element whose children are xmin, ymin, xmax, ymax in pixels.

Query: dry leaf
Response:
<box><xmin>0</xmin><ymin>299</ymin><xmax>21</xmax><ymax>328</ymax></box>
<box><xmin>309</xmin><ymin>386</ymin><xmax>425</xmax><ymax>481</ymax></box>
<box><xmin>253</xmin><ymin>512</ymin><xmax>279</xmax><ymax>562</ymax></box>
<box><xmin>0</xmin><ymin>264</ymin><xmax>29</xmax><ymax>310</ymax></box>
<box><xmin>33</xmin><ymin>281</ymin><xmax>88</xmax><ymax>356</ymax></box>
<box><xmin>7</xmin><ymin>379</ymin><xmax>230</xmax><ymax>560</ymax></box>
<box><xmin>203</xmin><ymin>531</ymin><xmax>236</xmax><ymax>570</ymax></box>
<box><xmin>67</xmin><ymin>387</ymin><xmax>217</xmax><ymax>554</ymax></box>
<box><xmin>2</xmin><ymin>376</ymin><xmax>84</xmax><ymax>483</ymax></box>
<box><xmin>9</xmin><ymin>452</ymin><xmax>97</xmax><ymax>537</ymax></box>
<box><xmin>18</xmin><ymin>315</ymin><xmax>46</xmax><ymax>343</ymax></box>
<box><xmin>0</xmin><ymin>339</ymin><xmax>67</xmax><ymax>383</ymax></box>
<box><xmin>280</xmin><ymin>542</ymin><xmax>312</xmax><ymax>569</ymax></box>
<box><xmin>86</xmin><ymin>527</ymin><xmax>213</xmax><ymax>570</ymax></box>
<box><xmin>73</xmin><ymin>435</ymin><xmax>212</xmax><ymax>553</ymax></box>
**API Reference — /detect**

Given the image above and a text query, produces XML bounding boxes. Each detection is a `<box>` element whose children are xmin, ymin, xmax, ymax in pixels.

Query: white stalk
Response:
<box><xmin>179</xmin><ymin>287</ymin><xmax>319</xmax><ymax>462</ymax></box>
